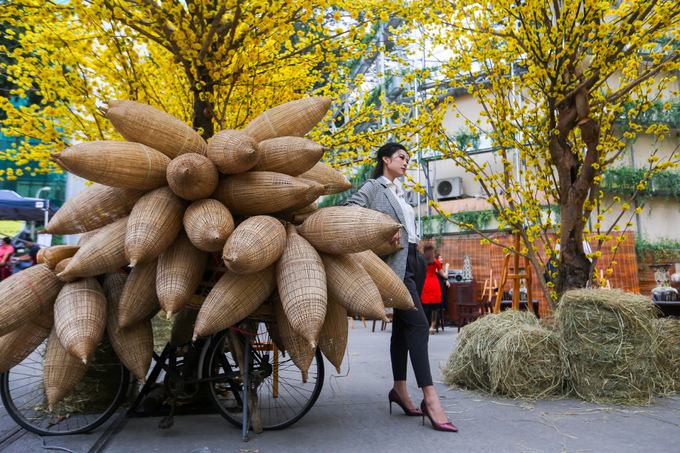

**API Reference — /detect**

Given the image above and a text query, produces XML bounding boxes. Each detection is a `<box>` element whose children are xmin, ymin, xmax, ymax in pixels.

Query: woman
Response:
<box><xmin>421</xmin><ymin>245</ymin><xmax>449</xmax><ymax>333</ymax></box>
<box><xmin>0</xmin><ymin>237</ymin><xmax>15</xmax><ymax>280</ymax></box>
<box><xmin>345</xmin><ymin>142</ymin><xmax>457</xmax><ymax>432</ymax></box>
<box><xmin>435</xmin><ymin>252</ymin><xmax>450</xmax><ymax>327</ymax></box>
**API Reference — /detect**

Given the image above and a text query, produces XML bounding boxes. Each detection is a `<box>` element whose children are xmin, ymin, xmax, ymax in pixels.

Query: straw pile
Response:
<box><xmin>555</xmin><ymin>289</ymin><xmax>658</xmax><ymax>405</ymax></box>
<box><xmin>1</xmin><ymin>96</ymin><xmax>408</xmax><ymax>403</ymax></box>
<box><xmin>655</xmin><ymin>317</ymin><xmax>680</xmax><ymax>393</ymax></box>
<box><xmin>442</xmin><ymin>310</ymin><xmax>541</xmax><ymax>393</ymax></box>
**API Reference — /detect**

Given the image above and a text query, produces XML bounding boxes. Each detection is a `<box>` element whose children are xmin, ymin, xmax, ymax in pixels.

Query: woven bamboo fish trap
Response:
<box><xmin>54</xmin><ymin>258</ymin><xmax>73</xmax><ymax>280</ymax></box>
<box><xmin>117</xmin><ymin>259</ymin><xmax>160</xmax><ymax>329</ymax></box>
<box><xmin>321</xmin><ymin>254</ymin><xmax>388</xmax><ymax>322</ymax></box>
<box><xmin>272</xmin><ymin>296</ymin><xmax>316</xmax><ymax>379</ymax></box>
<box><xmin>170</xmin><ymin>306</ymin><xmax>199</xmax><ymax>347</ymax></box>
<box><xmin>156</xmin><ymin>231</ymin><xmax>208</xmax><ymax>318</ymax></box>
<box><xmin>243</xmin><ymin>97</ymin><xmax>332</xmax><ymax>143</ymax></box>
<box><xmin>50</xmin><ymin>141</ymin><xmax>170</xmax><ymax>190</ymax></box>
<box><xmin>193</xmin><ymin>266</ymin><xmax>276</xmax><ymax>340</ymax></box>
<box><xmin>212</xmin><ymin>171</ymin><xmax>314</xmax><ymax>215</ymax></box>
<box><xmin>276</xmin><ymin>224</ymin><xmax>327</xmax><ymax>347</ymax></box>
<box><xmin>351</xmin><ymin>250</ymin><xmax>415</xmax><ymax>310</ymax></box>
<box><xmin>41</xmin><ymin>184</ymin><xmax>146</xmax><ymax>235</ymax></box>
<box><xmin>167</xmin><ymin>153</ymin><xmax>219</xmax><ymax>201</ymax></box>
<box><xmin>298</xmin><ymin>161</ymin><xmax>353</xmax><ymax>195</ymax></box>
<box><xmin>42</xmin><ymin>245</ymin><xmax>80</xmax><ymax>269</ymax></box>
<box><xmin>77</xmin><ymin>228</ymin><xmax>101</xmax><ymax>247</ymax></box>
<box><xmin>103</xmin><ymin>271</ymin><xmax>153</xmax><ymax>382</ymax></box>
<box><xmin>252</xmin><ymin>137</ymin><xmax>326</xmax><ymax>176</ymax></box>
<box><xmin>36</xmin><ymin>247</ymin><xmax>46</xmax><ymax>264</ymax></box>
<box><xmin>125</xmin><ymin>186</ymin><xmax>188</xmax><ymax>267</ymax></box>
<box><xmin>0</xmin><ymin>264</ymin><xmax>63</xmax><ymax>337</ymax></box>
<box><xmin>297</xmin><ymin>206</ymin><xmax>402</xmax><ymax>255</ymax></box>
<box><xmin>103</xmin><ymin>99</ymin><xmax>207</xmax><ymax>158</ymax></box>
<box><xmin>43</xmin><ymin>328</ymin><xmax>90</xmax><ymax>410</ymax></box>
<box><xmin>59</xmin><ymin>216</ymin><xmax>129</xmax><ymax>280</ymax></box>
<box><xmin>273</xmin><ymin>178</ymin><xmax>325</xmax><ymax>216</ymax></box>
<box><xmin>223</xmin><ymin>216</ymin><xmax>286</xmax><ymax>274</ymax></box>
<box><xmin>183</xmin><ymin>199</ymin><xmax>234</xmax><ymax>252</ymax></box>
<box><xmin>206</xmin><ymin>129</ymin><xmax>260</xmax><ymax>174</ymax></box>
<box><xmin>317</xmin><ymin>296</ymin><xmax>347</xmax><ymax>373</ymax></box>
<box><xmin>371</xmin><ymin>242</ymin><xmax>404</xmax><ymax>257</ymax></box>
<box><xmin>54</xmin><ymin>277</ymin><xmax>108</xmax><ymax>363</ymax></box>
<box><xmin>0</xmin><ymin>308</ymin><xmax>54</xmax><ymax>374</ymax></box>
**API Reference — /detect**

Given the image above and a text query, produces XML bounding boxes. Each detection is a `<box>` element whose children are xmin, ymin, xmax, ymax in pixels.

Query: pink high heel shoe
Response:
<box><xmin>388</xmin><ymin>389</ymin><xmax>422</xmax><ymax>416</ymax></box>
<box><xmin>420</xmin><ymin>400</ymin><xmax>458</xmax><ymax>432</ymax></box>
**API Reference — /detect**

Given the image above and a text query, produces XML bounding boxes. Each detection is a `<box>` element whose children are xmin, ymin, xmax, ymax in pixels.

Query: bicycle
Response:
<box><xmin>0</xmin><ymin>301</ymin><xmax>325</xmax><ymax>441</ymax></box>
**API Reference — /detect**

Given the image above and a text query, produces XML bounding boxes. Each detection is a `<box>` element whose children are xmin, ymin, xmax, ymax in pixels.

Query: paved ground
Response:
<box><xmin>1</xmin><ymin>320</ymin><xmax>679</xmax><ymax>453</ymax></box>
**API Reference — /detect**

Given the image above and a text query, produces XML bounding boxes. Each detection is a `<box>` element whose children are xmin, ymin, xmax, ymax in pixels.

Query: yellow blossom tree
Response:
<box><xmin>0</xmin><ymin>0</ymin><xmax>426</xmax><ymax>178</ymax></box>
<box><xmin>414</xmin><ymin>0</ymin><xmax>680</xmax><ymax>311</ymax></box>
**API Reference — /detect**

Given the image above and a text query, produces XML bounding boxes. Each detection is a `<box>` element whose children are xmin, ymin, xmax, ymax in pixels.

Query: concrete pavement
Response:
<box><xmin>1</xmin><ymin>320</ymin><xmax>679</xmax><ymax>453</ymax></box>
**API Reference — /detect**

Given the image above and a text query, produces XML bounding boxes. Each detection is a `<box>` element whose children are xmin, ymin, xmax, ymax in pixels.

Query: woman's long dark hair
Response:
<box><xmin>371</xmin><ymin>142</ymin><xmax>408</xmax><ymax>179</ymax></box>
<box><xmin>423</xmin><ymin>242</ymin><xmax>436</xmax><ymax>265</ymax></box>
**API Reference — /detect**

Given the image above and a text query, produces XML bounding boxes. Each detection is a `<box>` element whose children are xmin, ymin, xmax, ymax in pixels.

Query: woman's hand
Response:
<box><xmin>446</xmin><ymin>281</ymin><xmax>450</xmax><ymax>288</ymax></box>
<box><xmin>389</xmin><ymin>230</ymin><xmax>401</xmax><ymax>246</ymax></box>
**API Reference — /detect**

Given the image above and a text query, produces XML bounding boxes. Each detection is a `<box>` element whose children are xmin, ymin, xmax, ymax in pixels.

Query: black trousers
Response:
<box><xmin>390</xmin><ymin>243</ymin><xmax>432</xmax><ymax>388</ymax></box>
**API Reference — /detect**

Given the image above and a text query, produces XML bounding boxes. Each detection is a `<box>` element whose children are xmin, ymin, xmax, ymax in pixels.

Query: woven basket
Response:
<box><xmin>104</xmin><ymin>99</ymin><xmax>207</xmax><ymax>158</ymax></box>
<box><xmin>43</xmin><ymin>328</ymin><xmax>89</xmax><ymax>410</ymax></box>
<box><xmin>59</xmin><ymin>216</ymin><xmax>129</xmax><ymax>280</ymax></box>
<box><xmin>125</xmin><ymin>186</ymin><xmax>187</xmax><ymax>267</ymax></box>
<box><xmin>77</xmin><ymin>228</ymin><xmax>101</xmax><ymax>246</ymax></box>
<box><xmin>103</xmin><ymin>271</ymin><xmax>153</xmax><ymax>382</ymax></box>
<box><xmin>317</xmin><ymin>296</ymin><xmax>347</xmax><ymax>373</ymax></box>
<box><xmin>170</xmin><ymin>306</ymin><xmax>200</xmax><ymax>347</ymax></box>
<box><xmin>274</xmin><ymin>178</ymin><xmax>325</xmax><ymax>216</ymax></box>
<box><xmin>167</xmin><ymin>153</ymin><xmax>219</xmax><ymax>201</ymax></box>
<box><xmin>252</xmin><ymin>137</ymin><xmax>326</xmax><ymax>176</ymax></box>
<box><xmin>0</xmin><ymin>307</ymin><xmax>53</xmax><ymax>374</ymax></box>
<box><xmin>297</xmin><ymin>206</ymin><xmax>402</xmax><ymax>254</ymax></box>
<box><xmin>0</xmin><ymin>264</ymin><xmax>63</xmax><ymax>337</ymax></box>
<box><xmin>193</xmin><ymin>266</ymin><xmax>276</xmax><ymax>339</ymax></box>
<box><xmin>157</xmin><ymin>231</ymin><xmax>208</xmax><ymax>318</ymax></box>
<box><xmin>321</xmin><ymin>254</ymin><xmax>387</xmax><ymax>321</ymax></box>
<box><xmin>43</xmin><ymin>245</ymin><xmax>80</xmax><ymax>269</ymax></box>
<box><xmin>42</xmin><ymin>184</ymin><xmax>146</xmax><ymax>235</ymax></box>
<box><xmin>54</xmin><ymin>258</ymin><xmax>72</xmax><ymax>278</ymax></box>
<box><xmin>272</xmin><ymin>296</ymin><xmax>316</xmax><ymax>377</ymax></box>
<box><xmin>36</xmin><ymin>247</ymin><xmax>46</xmax><ymax>264</ymax></box>
<box><xmin>352</xmin><ymin>250</ymin><xmax>415</xmax><ymax>310</ymax></box>
<box><xmin>243</xmin><ymin>97</ymin><xmax>332</xmax><ymax>143</ymax></box>
<box><xmin>276</xmin><ymin>224</ymin><xmax>326</xmax><ymax>347</ymax></box>
<box><xmin>183</xmin><ymin>199</ymin><xmax>234</xmax><ymax>252</ymax></box>
<box><xmin>50</xmin><ymin>141</ymin><xmax>170</xmax><ymax>190</ymax></box>
<box><xmin>54</xmin><ymin>277</ymin><xmax>108</xmax><ymax>363</ymax></box>
<box><xmin>117</xmin><ymin>258</ymin><xmax>160</xmax><ymax>329</ymax></box>
<box><xmin>223</xmin><ymin>216</ymin><xmax>286</xmax><ymax>274</ymax></box>
<box><xmin>212</xmin><ymin>171</ymin><xmax>313</xmax><ymax>215</ymax></box>
<box><xmin>206</xmin><ymin>129</ymin><xmax>260</xmax><ymax>174</ymax></box>
<box><xmin>298</xmin><ymin>162</ymin><xmax>353</xmax><ymax>195</ymax></box>
<box><xmin>371</xmin><ymin>242</ymin><xmax>404</xmax><ymax>257</ymax></box>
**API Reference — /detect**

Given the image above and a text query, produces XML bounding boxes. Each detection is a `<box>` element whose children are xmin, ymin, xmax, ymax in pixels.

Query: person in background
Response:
<box><xmin>0</xmin><ymin>237</ymin><xmax>15</xmax><ymax>280</ymax></box>
<box><xmin>345</xmin><ymin>142</ymin><xmax>458</xmax><ymax>432</ymax></box>
<box><xmin>12</xmin><ymin>239</ymin><xmax>40</xmax><ymax>274</ymax></box>
<box><xmin>421</xmin><ymin>243</ymin><xmax>446</xmax><ymax>334</ymax></box>
<box><xmin>435</xmin><ymin>252</ymin><xmax>450</xmax><ymax>328</ymax></box>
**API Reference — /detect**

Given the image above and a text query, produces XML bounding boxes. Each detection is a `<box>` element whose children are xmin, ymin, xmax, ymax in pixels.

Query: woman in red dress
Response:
<box><xmin>421</xmin><ymin>243</ymin><xmax>447</xmax><ymax>334</ymax></box>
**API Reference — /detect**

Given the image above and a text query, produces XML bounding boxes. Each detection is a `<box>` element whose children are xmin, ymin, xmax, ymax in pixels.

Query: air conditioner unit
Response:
<box><xmin>404</xmin><ymin>189</ymin><xmax>427</xmax><ymax>207</ymax></box>
<box><xmin>435</xmin><ymin>177</ymin><xmax>463</xmax><ymax>200</ymax></box>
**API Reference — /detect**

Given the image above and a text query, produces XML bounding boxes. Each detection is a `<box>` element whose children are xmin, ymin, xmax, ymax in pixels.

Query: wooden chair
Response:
<box><xmin>494</xmin><ymin>232</ymin><xmax>534</xmax><ymax>315</ymax></box>
<box><xmin>349</xmin><ymin>316</ymin><xmax>367</xmax><ymax>329</ymax></box>
<box><xmin>480</xmin><ymin>269</ymin><xmax>498</xmax><ymax>314</ymax></box>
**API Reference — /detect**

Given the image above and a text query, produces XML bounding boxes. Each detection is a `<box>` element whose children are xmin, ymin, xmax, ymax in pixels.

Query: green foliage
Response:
<box><xmin>601</xmin><ymin>166</ymin><xmax>680</xmax><ymax>206</ymax></box>
<box><xmin>422</xmin><ymin>209</ymin><xmax>496</xmax><ymax>248</ymax></box>
<box><xmin>635</xmin><ymin>236</ymin><xmax>680</xmax><ymax>262</ymax></box>
<box><xmin>619</xmin><ymin>97</ymin><xmax>680</xmax><ymax>131</ymax></box>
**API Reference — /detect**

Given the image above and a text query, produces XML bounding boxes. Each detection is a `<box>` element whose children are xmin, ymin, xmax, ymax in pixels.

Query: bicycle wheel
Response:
<box><xmin>202</xmin><ymin>323</ymin><xmax>324</xmax><ymax>430</ymax></box>
<box><xmin>0</xmin><ymin>337</ymin><xmax>130</xmax><ymax>436</ymax></box>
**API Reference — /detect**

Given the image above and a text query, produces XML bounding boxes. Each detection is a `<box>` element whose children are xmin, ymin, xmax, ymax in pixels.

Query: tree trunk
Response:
<box><xmin>193</xmin><ymin>65</ymin><xmax>215</xmax><ymax>140</ymax></box>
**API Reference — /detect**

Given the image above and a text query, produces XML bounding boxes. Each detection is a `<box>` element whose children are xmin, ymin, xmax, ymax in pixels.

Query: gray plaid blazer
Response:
<box><xmin>344</xmin><ymin>178</ymin><xmax>410</xmax><ymax>280</ymax></box>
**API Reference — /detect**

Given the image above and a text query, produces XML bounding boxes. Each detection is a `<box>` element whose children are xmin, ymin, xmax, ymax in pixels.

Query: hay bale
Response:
<box><xmin>441</xmin><ymin>310</ymin><xmax>540</xmax><ymax>392</ymax></box>
<box><xmin>655</xmin><ymin>317</ymin><xmax>680</xmax><ymax>394</ymax></box>
<box><xmin>555</xmin><ymin>289</ymin><xmax>658</xmax><ymax>405</ymax></box>
<box><xmin>489</xmin><ymin>325</ymin><xmax>563</xmax><ymax>399</ymax></box>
